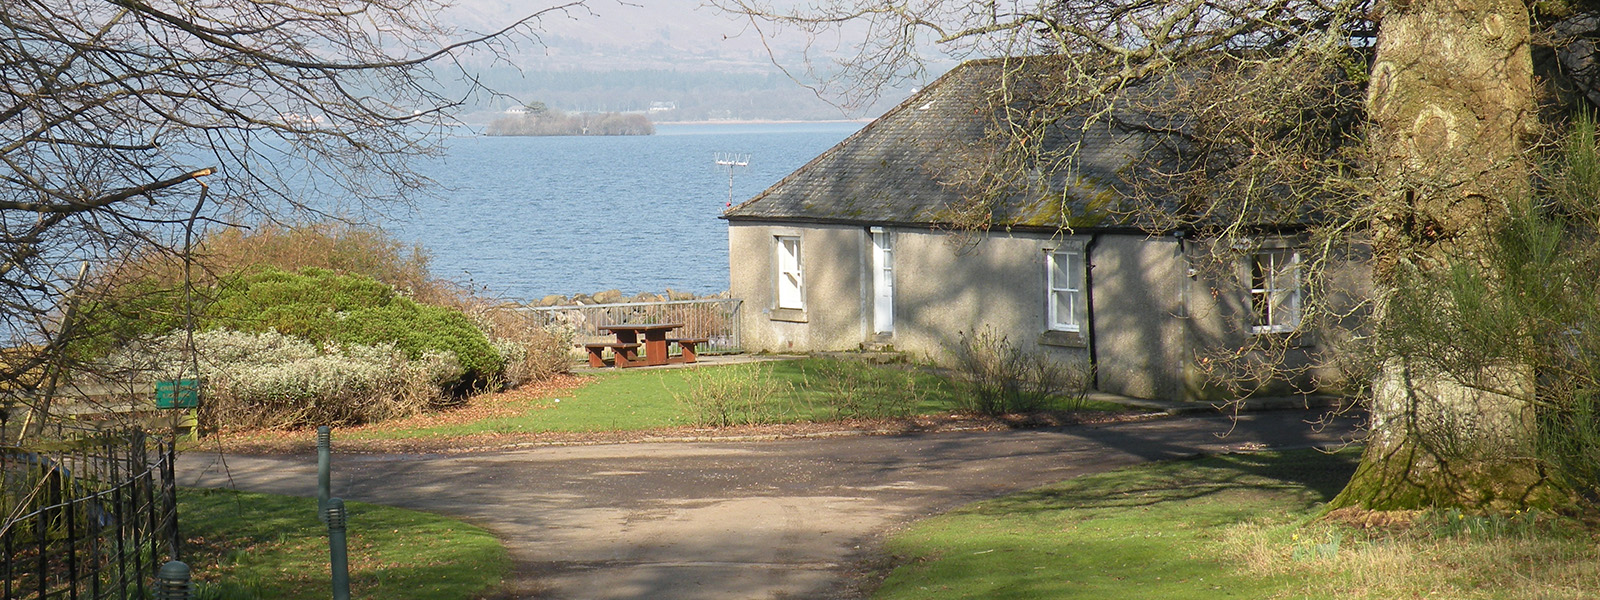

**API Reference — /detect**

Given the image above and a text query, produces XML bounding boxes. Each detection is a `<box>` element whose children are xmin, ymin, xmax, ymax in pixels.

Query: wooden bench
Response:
<box><xmin>667</xmin><ymin>338</ymin><xmax>710</xmax><ymax>363</ymax></box>
<box><xmin>584</xmin><ymin>342</ymin><xmax>641</xmax><ymax>368</ymax></box>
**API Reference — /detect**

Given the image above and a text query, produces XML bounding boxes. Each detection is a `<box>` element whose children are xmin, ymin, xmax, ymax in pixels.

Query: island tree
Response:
<box><xmin>0</xmin><ymin>0</ymin><xmax>587</xmax><ymax>434</ymax></box>
<box><xmin>712</xmin><ymin>0</ymin><xmax>1600</xmax><ymax>509</ymax></box>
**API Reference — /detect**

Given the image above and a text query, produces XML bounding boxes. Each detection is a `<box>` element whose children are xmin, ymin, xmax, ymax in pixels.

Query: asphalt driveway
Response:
<box><xmin>178</xmin><ymin>410</ymin><xmax>1359</xmax><ymax>599</ymax></box>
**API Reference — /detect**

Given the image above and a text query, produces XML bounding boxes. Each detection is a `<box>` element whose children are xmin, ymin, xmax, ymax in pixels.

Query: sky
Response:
<box><xmin>444</xmin><ymin>0</ymin><xmax>830</xmax><ymax>72</ymax></box>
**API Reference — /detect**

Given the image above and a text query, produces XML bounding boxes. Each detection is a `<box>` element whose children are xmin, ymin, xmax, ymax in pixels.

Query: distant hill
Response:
<box><xmin>486</xmin><ymin>108</ymin><xmax>654</xmax><ymax>136</ymax></box>
<box><xmin>445</xmin><ymin>0</ymin><xmax>792</xmax><ymax>71</ymax></box>
<box><xmin>440</xmin><ymin>1</ymin><xmax>951</xmax><ymax>122</ymax></box>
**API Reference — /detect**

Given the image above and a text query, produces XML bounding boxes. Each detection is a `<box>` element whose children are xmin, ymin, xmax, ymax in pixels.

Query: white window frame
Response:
<box><xmin>1047</xmin><ymin>247</ymin><xmax>1085</xmax><ymax>332</ymax></box>
<box><xmin>776</xmin><ymin>236</ymin><xmax>804</xmax><ymax>310</ymax></box>
<box><xmin>1249</xmin><ymin>247</ymin><xmax>1302</xmax><ymax>334</ymax></box>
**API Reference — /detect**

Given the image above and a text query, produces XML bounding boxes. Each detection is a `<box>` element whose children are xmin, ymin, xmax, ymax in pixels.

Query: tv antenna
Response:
<box><xmin>714</xmin><ymin>152</ymin><xmax>750</xmax><ymax>207</ymax></box>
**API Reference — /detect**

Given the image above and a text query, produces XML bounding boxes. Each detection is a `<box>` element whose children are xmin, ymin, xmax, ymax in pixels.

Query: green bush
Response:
<box><xmin>332</xmin><ymin>302</ymin><xmax>501</xmax><ymax>387</ymax></box>
<box><xmin>85</xmin><ymin>267</ymin><xmax>500</xmax><ymax>390</ymax></box>
<box><xmin>204</xmin><ymin>267</ymin><xmax>394</xmax><ymax>339</ymax></box>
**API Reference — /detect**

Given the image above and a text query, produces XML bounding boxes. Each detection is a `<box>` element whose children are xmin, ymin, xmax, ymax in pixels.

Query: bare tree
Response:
<box><xmin>0</xmin><ymin>0</ymin><xmax>588</xmax><ymax>434</ymax></box>
<box><xmin>713</xmin><ymin>0</ymin><xmax>1600</xmax><ymax>509</ymax></box>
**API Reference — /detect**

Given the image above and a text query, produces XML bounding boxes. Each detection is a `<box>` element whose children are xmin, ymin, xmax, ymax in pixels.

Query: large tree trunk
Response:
<box><xmin>1331</xmin><ymin>0</ymin><xmax>1553</xmax><ymax>509</ymax></box>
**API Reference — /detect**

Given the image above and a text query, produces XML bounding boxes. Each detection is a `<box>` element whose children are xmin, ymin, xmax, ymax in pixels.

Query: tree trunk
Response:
<box><xmin>1331</xmin><ymin>0</ymin><xmax>1556</xmax><ymax>510</ymax></box>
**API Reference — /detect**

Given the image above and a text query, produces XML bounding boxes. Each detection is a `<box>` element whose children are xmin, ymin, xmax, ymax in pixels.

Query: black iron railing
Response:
<box><xmin>2</xmin><ymin>431</ymin><xmax>179</xmax><ymax>600</ymax></box>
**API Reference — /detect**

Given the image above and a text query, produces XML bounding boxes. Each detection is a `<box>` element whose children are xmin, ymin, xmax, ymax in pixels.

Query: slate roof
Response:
<box><xmin>723</xmin><ymin>58</ymin><xmax>1157</xmax><ymax>230</ymax></box>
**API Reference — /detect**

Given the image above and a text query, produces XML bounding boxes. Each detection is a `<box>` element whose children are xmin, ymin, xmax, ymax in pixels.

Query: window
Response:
<box><xmin>1048</xmin><ymin>248</ymin><xmax>1084</xmax><ymax>332</ymax></box>
<box><xmin>776</xmin><ymin>236</ymin><xmax>803</xmax><ymax>309</ymax></box>
<box><xmin>1250</xmin><ymin>248</ymin><xmax>1302</xmax><ymax>333</ymax></box>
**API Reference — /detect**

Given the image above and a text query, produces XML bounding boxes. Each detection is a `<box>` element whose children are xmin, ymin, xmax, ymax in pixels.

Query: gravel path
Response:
<box><xmin>178</xmin><ymin>410</ymin><xmax>1359</xmax><ymax>599</ymax></box>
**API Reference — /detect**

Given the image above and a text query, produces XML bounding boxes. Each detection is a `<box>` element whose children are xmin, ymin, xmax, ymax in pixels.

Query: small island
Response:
<box><xmin>486</xmin><ymin>102</ymin><xmax>654</xmax><ymax>136</ymax></box>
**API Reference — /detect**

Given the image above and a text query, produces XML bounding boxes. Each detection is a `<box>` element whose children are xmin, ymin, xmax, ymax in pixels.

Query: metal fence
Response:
<box><xmin>2</xmin><ymin>431</ymin><xmax>179</xmax><ymax>600</ymax></box>
<box><xmin>518</xmin><ymin>298</ymin><xmax>743</xmax><ymax>354</ymax></box>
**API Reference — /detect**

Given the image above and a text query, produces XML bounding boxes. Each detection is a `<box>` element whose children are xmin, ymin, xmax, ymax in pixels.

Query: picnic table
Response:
<box><xmin>584</xmin><ymin>323</ymin><xmax>709</xmax><ymax>368</ymax></box>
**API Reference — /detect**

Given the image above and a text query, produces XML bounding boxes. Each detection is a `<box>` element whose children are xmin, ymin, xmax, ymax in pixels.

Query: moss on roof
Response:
<box><xmin>723</xmin><ymin>58</ymin><xmax>1151</xmax><ymax>229</ymax></box>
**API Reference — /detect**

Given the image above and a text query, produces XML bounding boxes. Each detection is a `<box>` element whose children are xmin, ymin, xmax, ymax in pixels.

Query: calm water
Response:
<box><xmin>388</xmin><ymin>122</ymin><xmax>861</xmax><ymax>302</ymax></box>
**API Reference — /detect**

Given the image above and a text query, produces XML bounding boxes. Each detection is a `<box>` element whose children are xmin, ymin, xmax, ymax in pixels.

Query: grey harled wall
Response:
<box><xmin>729</xmin><ymin>223</ymin><xmax>869</xmax><ymax>352</ymax></box>
<box><xmin>1179</xmin><ymin>239</ymin><xmax>1371</xmax><ymax>401</ymax></box>
<box><xmin>1088</xmin><ymin>235</ymin><xmax>1187</xmax><ymax>400</ymax></box>
<box><xmin>890</xmin><ymin>229</ymin><xmax>1076</xmax><ymax>363</ymax></box>
<box><xmin>729</xmin><ymin>221</ymin><xmax>1366</xmax><ymax>402</ymax></box>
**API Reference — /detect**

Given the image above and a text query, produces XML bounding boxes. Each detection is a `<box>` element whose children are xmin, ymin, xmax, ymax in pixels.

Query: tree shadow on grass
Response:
<box><xmin>961</xmin><ymin>449</ymin><xmax>1362</xmax><ymax>518</ymax></box>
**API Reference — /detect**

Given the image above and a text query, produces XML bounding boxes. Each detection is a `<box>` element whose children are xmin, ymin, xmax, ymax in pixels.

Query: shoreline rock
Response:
<box><xmin>531</xmin><ymin>289</ymin><xmax>730</xmax><ymax>307</ymax></box>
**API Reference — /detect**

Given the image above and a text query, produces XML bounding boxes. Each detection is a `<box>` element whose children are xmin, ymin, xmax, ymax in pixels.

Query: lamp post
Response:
<box><xmin>155</xmin><ymin>560</ymin><xmax>192</xmax><ymax>600</ymax></box>
<box><xmin>317</xmin><ymin>426</ymin><xmax>331</xmax><ymax>522</ymax></box>
<box><xmin>327</xmin><ymin>498</ymin><xmax>351</xmax><ymax>600</ymax></box>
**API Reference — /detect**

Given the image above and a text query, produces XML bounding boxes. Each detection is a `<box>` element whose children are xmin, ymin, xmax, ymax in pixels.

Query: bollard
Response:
<box><xmin>326</xmin><ymin>498</ymin><xmax>351</xmax><ymax>600</ymax></box>
<box><xmin>155</xmin><ymin>560</ymin><xmax>192</xmax><ymax>600</ymax></box>
<box><xmin>317</xmin><ymin>426</ymin><xmax>331</xmax><ymax>523</ymax></box>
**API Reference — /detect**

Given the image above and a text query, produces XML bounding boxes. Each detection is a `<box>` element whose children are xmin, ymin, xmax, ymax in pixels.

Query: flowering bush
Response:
<box><xmin>106</xmin><ymin>329</ymin><xmax>459</xmax><ymax>429</ymax></box>
<box><xmin>84</xmin><ymin>266</ymin><xmax>501</xmax><ymax>390</ymax></box>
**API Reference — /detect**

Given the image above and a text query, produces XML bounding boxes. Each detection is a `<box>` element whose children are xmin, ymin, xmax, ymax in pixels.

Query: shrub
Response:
<box><xmin>952</xmin><ymin>327</ymin><xmax>1090</xmax><ymax>415</ymax></box>
<box><xmin>1535</xmin><ymin>390</ymin><xmax>1600</xmax><ymax>503</ymax></box>
<box><xmin>104</xmin><ymin>329</ymin><xmax>453</xmax><ymax>429</ymax></box>
<box><xmin>101</xmin><ymin>220</ymin><xmax>441</xmax><ymax>300</ymax></box>
<box><xmin>469</xmin><ymin>307</ymin><xmax>575</xmax><ymax>388</ymax></box>
<box><xmin>674</xmin><ymin>364</ymin><xmax>790</xmax><ymax>427</ymax></box>
<box><xmin>333</xmin><ymin>302</ymin><xmax>501</xmax><ymax>389</ymax></box>
<box><xmin>198</xmin><ymin>221</ymin><xmax>437</xmax><ymax>297</ymax></box>
<box><xmin>85</xmin><ymin>267</ymin><xmax>501</xmax><ymax>391</ymax></box>
<box><xmin>800</xmin><ymin>357</ymin><xmax>927</xmax><ymax>419</ymax></box>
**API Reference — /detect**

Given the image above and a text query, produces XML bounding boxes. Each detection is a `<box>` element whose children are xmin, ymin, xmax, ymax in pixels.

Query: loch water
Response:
<box><xmin>383</xmin><ymin>121</ymin><xmax>862</xmax><ymax>302</ymax></box>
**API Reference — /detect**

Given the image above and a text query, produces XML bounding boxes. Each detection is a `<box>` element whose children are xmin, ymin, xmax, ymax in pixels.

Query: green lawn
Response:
<box><xmin>180</xmin><ymin>488</ymin><xmax>508</xmax><ymax>600</ymax></box>
<box><xmin>332</xmin><ymin>357</ymin><xmax>1118</xmax><ymax>441</ymax></box>
<box><xmin>873</xmin><ymin>450</ymin><xmax>1600</xmax><ymax>600</ymax></box>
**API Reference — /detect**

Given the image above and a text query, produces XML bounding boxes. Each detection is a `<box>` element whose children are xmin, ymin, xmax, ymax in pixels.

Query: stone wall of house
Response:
<box><xmin>729</xmin><ymin>222</ymin><xmax>870</xmax><ymax>352</ymax></box>
<box><xmin>731</xmin><ymin>222</ymin><xmax>1182</xmax><ymax>400</ymax></box>
<box><xmin>889</xmin><ymin>228</ymin><xmax>1070</xmax><ymax>363</ymax></box>
<box><xmin>1087</xmin><ymin>234</ymin><xmax>1189</xmax><ymax>401</ymax></box>
<box><xmin>1179</xmin><ymin>238</ymin><xmax>1372</xmax><ymax>402</ymax></box>
<box><xmin>729</xmin><ymin>221</ymin><xmax>1369</xmax><ymax>402</ymax></box>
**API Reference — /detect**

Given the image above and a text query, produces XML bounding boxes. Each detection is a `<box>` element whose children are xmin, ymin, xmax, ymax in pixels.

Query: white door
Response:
<box><xmin>872</xmin><ymin>229</ymin><xmax>894</xmax><ymax>333</ymax></box>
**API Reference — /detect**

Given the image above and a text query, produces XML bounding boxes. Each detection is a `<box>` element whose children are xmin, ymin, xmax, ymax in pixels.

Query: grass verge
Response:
<box><xmin>210</xmin><ymin>357</ymin><xmax>1128</xmax><ymax>451</ymax></box>
<box><xmin>359</xmin><ymin>357</ymin><xmax>974</xmax><ymax>436</ymax></box>
<box><xmin>180</xmin><ymin>488</ymin><xmax>508</xmax><ymax>600</ymax></box>
<box><xmin>872</xmin><ymin>449</ymin><xmax>1600</xmax><ymax>599</ymax></box>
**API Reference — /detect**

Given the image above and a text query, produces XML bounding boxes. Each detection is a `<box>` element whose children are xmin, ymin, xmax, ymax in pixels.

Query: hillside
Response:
<box><xmin>440</xmin><ymin>1</ymin><xmax>950</xmax><ymax>122</ymax></box>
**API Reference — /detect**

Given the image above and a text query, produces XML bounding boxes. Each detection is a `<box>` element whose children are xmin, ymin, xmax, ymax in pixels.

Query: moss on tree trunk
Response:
<box><xmin>1331</xmin><ymin>0</ymin><xmax>1562</xmax><ymax>510</ymax></box>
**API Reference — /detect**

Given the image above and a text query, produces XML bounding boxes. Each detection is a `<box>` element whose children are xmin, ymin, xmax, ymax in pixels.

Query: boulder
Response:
<box><xmin>666</xmin><ymin>288</ymin><xmax>696</xmax><ymax>301</ymax></box>
<box><xmin>592</xmin><ymin>289</ymin><xmax>623</xmax><ymax>304</ymax></box>
<box><xmin>633</xmin><ymin>292</ymin><xmax>664</xmax><ymax>303</ymax></box>
<box><xmin>571</xmin><ymin>293</ymin><xmax>594</xmax><ymax>305</ymax></box>
<box><xmin>538</xmin><ymin>294</ymin><xmax>568</xmax><ymax>307</ymax></box>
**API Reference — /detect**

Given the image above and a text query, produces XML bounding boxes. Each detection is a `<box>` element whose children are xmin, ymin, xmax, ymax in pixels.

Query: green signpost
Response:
<box><xmin>156</xmin><ymin>378</ymin><xmax>201</xmax><ymax>440</ymax></box>
<box><xmin>154</xmin><ymin>378</ymin><xmax>201</xmax><ymax>409</ymax></box>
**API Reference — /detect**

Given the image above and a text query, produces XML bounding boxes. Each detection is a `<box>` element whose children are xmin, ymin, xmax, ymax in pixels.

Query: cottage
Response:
<box><xmin>723</xmin><ymin>58</ymin><xmax>1361</xmax><ymax>402</ymax></box>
